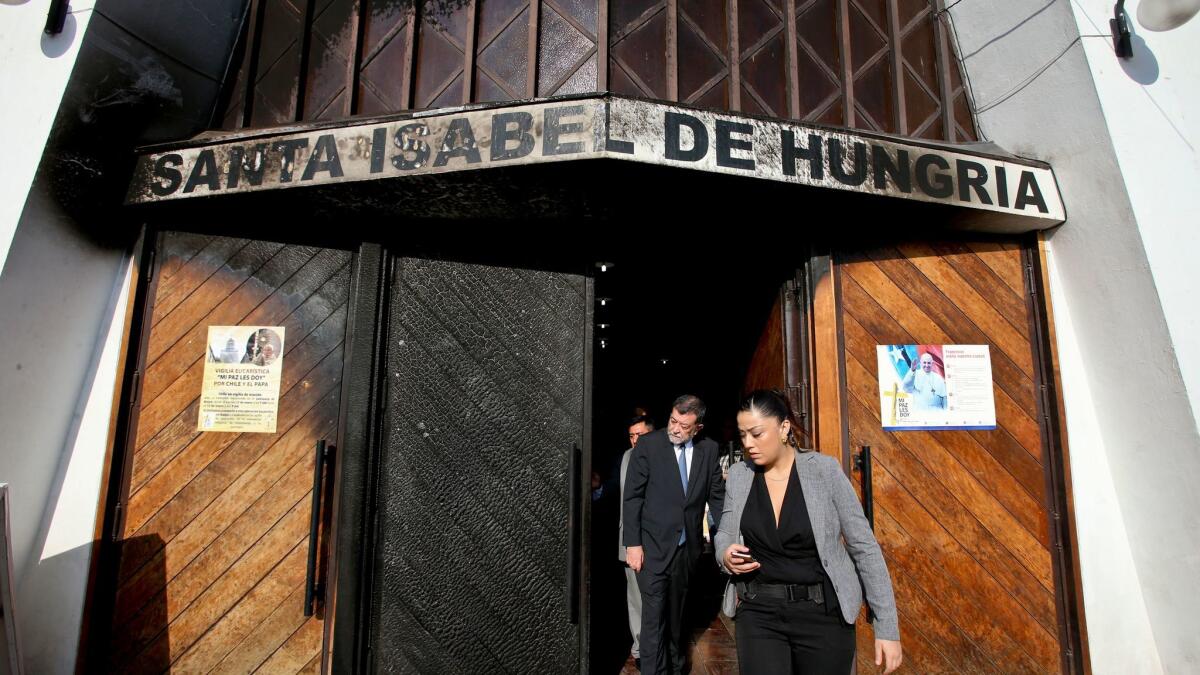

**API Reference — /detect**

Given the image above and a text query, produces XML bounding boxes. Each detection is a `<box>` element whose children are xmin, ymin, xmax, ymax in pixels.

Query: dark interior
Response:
<box><xmin>589</xmin><ymin>248</ymin><xmax>794</xmax><ymax>476</ymax></box>
<box><xmin>585</xmin><ymin>241</ymin><xmax>804</xmax><ymax>673</ymax></box>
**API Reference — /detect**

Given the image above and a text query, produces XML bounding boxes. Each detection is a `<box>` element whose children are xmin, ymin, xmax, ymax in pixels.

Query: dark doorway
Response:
<box><xmin>586</xmin><ymin>244</ymin><xmax>808</xmax><ymax>674</ymax></box>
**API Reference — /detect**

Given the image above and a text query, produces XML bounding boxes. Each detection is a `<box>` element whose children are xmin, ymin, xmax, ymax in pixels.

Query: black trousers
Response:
<box><xmin>735</xmin><ymin>594</ymin><xmax>856</xmax><ymax>675</ymax></box>
<box><xmin>637</xmin><ymin>544</ymin><xmax>692</xmax><ymax>675</ymax></box>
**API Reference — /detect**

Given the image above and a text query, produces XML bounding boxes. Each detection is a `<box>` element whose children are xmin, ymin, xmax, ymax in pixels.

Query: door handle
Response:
<box><xmin>566</xmin><ymin>444</ymin><xmax>582</xmax><ymax>625</ymax></box>
<box><xmin>853</xmin><ymin>445</ymin><xmax>874</xmax><ymax>531</ymax></box>
<box><xmin>304</xmin><ymin>440</ymin><xmax>334</xmax><ymax>617</ymax></box>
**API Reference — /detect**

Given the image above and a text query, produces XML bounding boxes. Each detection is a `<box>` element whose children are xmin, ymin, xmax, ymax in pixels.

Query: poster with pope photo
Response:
<box><xmin>877</xmin><ymin>344</ymin><xmax>997</xmax><ymax>431</ymax></box>
<box><xmin>198</xmin><ymin>326</ymin><xmax>285</xmax><ymax>433</ymax></box>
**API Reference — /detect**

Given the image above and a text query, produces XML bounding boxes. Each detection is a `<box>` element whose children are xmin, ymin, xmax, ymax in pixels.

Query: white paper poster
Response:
<box><xmin>198</xmin><ymin>326</ymin><xmax>285</xmax><ymax>433</ymax></box>
<box><xmin>876</xmin><ymin>344</ymin><xmax>997</xmax><ymax>431</ymax></box>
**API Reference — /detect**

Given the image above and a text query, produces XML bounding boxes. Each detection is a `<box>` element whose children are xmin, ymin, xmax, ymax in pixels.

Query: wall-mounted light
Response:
<box><xmin>599</xmin><ymin>339</ymin><xmax>608</xmax><ymax>349</ymax></box>
<box><xmin>45</xmin><ymin>0</ymin><xmax>70</xmax><ymax>34</ymax></box>
<box><xmin>598</xmin><ymin>323</ymin><xmax>611</xmax><ymax>330</ymax></box>
<box><xmin>595</xmin><ymin>262</ymin><xmax>615</xmax><ymax>273</ymax></box>
<box><xmin>1112</xmin><ymin>1</ymin><xmax>1135</xmax><ymax>58</ymax></box>
<box><xmin>598</xmin><ymin>297</ymin><xmax>611</xmax><ymax>307</ymax></box>
<box><xmin>659</xmin><ymin>358</ymin><xmax>669</xmax><ymax>366</ymax></box>
<box><xmin>1137</xmin><ymin>0</ymin><xmax>1200</xmax><ymax>30</ymax></box>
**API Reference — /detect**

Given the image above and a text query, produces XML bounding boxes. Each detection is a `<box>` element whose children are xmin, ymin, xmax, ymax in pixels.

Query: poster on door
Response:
<box><xmin>198</xmin><ymin>326</ymin><xmax>285</xmax><ymax>433</ymax></box>
<box><xmin>876</xmin><ymin>344</ymin><xmax>996</xmax><ymax>431</ymax></box>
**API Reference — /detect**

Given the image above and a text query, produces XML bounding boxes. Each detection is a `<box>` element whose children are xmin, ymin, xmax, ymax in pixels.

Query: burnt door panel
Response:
<box><xmin>371</xmin><ymin>258</ymin><xmax>590</xmax><ymax>673</ymax></box>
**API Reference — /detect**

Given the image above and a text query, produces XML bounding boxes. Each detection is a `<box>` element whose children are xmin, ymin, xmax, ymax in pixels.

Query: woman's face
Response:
<box><xmin>737</xmin><ymin>408</ymin><xmax>790</xmax><ymax>466</ymax></box>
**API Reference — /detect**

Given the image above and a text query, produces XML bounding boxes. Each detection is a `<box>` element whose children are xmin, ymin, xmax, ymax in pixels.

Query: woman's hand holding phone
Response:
<box><xmin>723</xmin><ymin>544</ymin><xmax>761</xmax><ymax>574</ymax></box>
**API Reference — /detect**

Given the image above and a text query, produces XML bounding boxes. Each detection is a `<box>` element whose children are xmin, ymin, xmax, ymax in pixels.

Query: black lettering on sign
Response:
<box><xmin>303</xmin><ymin>134</ymin><xmax>344</xmax><ymax>180</ymax></box>
<box><xmin>995</xmin><ymin>166</ymin><xmax>1010</xmax><ymax>208</ymax></box>
<box><xmin>392</xmin><ymin>123</ymin><xmax>431</xmax><ymax>171</ymax></box>
<box><xmin>664</xmin><ymin>112</ymin><xmax>708</xmax><ymax>162</ymax></box>
<box><xmin>371</xmin><ymin>128</ymin><xmax>387</xmax><ymax>173</ymax></box>
<box><xmin>872</xmin><ymin>146</ymin><xmax>911</xmax><ymax>193</ymax></box>
<box><xmin>1014</xmin><ymin>171</ymin><xmax>1049</xmax><ymax>213</ymax></box>
<box><xmin>956</xmin><ymin>159</ymin><xmax>991</xmax><ymax>204</ymax></box>
<box><xmin>491</xmin><ymin>111</ymin><xmax>535</xmax><ymax>161</ymax></box>
<box><xmin>915</xmin><ymin>154</ymin><xmax>953</xmax><ymax>198</ymax></box>
<box><xmin>183</xmin><ymin>149</ymin><xmax>221</xmax><ymax>193</ymax></box>
<box><xmin>150</xmin><ymin>153</ymin><xmax>184</xmax><ymax>196</ymax></box>
<box><xmin>228</xmin><ymin>144</ymin><xmax>267</xmax><ymax>188</ymax></box>
<box><xmin>781</xmin><ymin>131</ymin><xmax>822</xmax><ymax>179</ymax></box>
<box><xmin>606</xmin><ymin>131</ymin><xmax>635</xmax><ymax>154</ymax></box>
<box><xmin>434</xmin><ymin>118</ymin><xmax>482</xmax><ymax>167</ymax></box>
<box><xmin>544</xmin><ymin>105</ymin><xmax>587</xmax><ymax>155</ymax></box>
<box><xmin>272</xmin><ymin>139</ymin><xmax>309</xmax><ymax>182</ymax></box>
<box><xmin>829</xmin><ymin>139</ymin><xmax>867</xmax><ymax>186</ymax></box>
<box><xmin>715</xmin><ymin>120</ymin><xmax>755</xmax><ymax>170</ymax></box>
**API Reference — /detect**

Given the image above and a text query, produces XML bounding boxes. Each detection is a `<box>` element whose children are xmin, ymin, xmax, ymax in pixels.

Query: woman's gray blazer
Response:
<box><xmin>714</xmin><ymin>449</ymin><xmax>900</xmax><ymax>641</ymax></box>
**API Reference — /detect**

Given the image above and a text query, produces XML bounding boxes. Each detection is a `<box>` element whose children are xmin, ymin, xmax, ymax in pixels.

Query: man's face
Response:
<box><xmin>628</xmin><ymin>422</ymin><xmax>653</xmax><ymax>448</ymax></box>
<box><xmin>667</xmin><ymin>409</ymin><xmax>700</xmax><ymax>445</ymax></box>
<box><xmin>920</xmin><ymin>354</ymin><xmax>934</xmax><ymax>373</ymax></box>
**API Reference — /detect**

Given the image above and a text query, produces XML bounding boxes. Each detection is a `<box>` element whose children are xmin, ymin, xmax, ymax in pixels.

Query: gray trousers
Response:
<box><xmin>625</xmin><ymin>564</ymin><xmax>642</xmax><ymax>658</ymax></box>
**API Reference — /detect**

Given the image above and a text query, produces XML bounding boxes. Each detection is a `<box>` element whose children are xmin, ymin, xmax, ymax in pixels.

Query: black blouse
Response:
<box><xmin>740</xmin><ymin>468</ymin><xmax>824</xmax><ymax>585</ymax></box>
<box><xmin>739</xmin><ymin>466</ymin><xmax>842</xmax><ymax>615</ymax></box>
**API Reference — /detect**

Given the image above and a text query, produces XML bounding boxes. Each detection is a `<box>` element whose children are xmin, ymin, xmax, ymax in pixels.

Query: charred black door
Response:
<box><xmin>368</xmin><ymin>257</ymin><xmax>591</xmax><ymax>673</ymax></box>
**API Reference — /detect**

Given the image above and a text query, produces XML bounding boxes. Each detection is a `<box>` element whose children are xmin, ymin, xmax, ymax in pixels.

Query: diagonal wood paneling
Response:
<box><xmin>218</xmin><ymin>0</ymin><xmax>981</xmax><ymax>142</ymax></box>
<box><xmin>476</xmin><ymin>0</ymin><xmax>533</xmax><ymax>102</ymax></box>
<box><xmin>358</xmin><ymin>0</ymin><xmax>416</xmax><ymax>114</ymax></box>
<box><xmin>302</xmin><ymin>0</ymin><xmax>359</xmax><ymax>119</ymax></box>
<box><xmin>538</xmin><ymin>0</ymin><xmax>599</xmax><ymax>96</ymax></box>
<box><xmin>835</xmin><ymin>239</ymin><xmax>1061</xmax><ymax>673</ymax></box>
<box><xmin>96</xmin><ymin>232</ymin><xmax>351</xmax><ymax>674</ymax></box>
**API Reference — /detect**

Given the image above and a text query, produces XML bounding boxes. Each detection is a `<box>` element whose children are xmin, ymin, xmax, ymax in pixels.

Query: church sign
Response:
<box><xmin>126</xmin><ymin>95</ymin><xmax>1064</xmax><ymax>227</ymax></box>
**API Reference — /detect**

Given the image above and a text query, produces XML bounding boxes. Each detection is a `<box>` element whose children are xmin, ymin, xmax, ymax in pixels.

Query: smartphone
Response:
<box><xmin>732</xmin><ymin>550</ymin><xmax>757</xmax><ymax>564</ymax></box>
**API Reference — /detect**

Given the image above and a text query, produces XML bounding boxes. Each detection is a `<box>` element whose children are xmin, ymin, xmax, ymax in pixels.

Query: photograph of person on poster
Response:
<box><xmin>902</xmin><ymin>348</ymin><xmax>947</xmax><ymax>411</ymax></box>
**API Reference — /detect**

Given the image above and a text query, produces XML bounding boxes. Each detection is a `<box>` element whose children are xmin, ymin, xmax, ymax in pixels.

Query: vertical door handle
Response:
<box><xmin>566</xmin><ymin>444</ymin><xmax>582</xmax><ymax>625</ymax></box>
<box><xmin>304</xmin><ymin>440</ymin><xmax>334</xmax><ymax>617</ymax></box>
<box><xmin>853</xmin><ymin>445</ymin><xmax>874</xmax><ymax>530</ymax></box>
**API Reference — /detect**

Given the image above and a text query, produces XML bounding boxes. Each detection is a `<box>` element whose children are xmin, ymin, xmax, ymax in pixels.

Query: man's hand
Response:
<box><xmin>626</xmin><ymin>546</ymin><xmax>644</xmax><ymax>572</ymax></box>
<box><xmin>875</xmin><ymin>639</ymin><xmax>902</xmax><ymax>673</ymax></box>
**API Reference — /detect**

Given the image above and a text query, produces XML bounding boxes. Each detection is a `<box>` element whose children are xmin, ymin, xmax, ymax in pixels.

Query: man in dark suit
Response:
<box><xmin>623</xmin><ymin>395</ymin><xmax>725</xmax><ymax>675</ymax></box>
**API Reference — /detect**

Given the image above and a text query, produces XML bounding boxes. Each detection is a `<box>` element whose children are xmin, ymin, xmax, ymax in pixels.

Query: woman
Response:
<box><xmin>716</xmin><ymin>390</ymin><xmax>902</xmax><ymax>674</ymax></box>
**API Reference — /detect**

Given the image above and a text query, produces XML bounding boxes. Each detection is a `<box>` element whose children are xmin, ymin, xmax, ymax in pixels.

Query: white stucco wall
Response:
<box><xmin>0</xmin><ymin>1</ymin><xmax>94</xmax><ymax>273</ymax></box>
<box><xmin>0</xmin><ymin>5</ymin><xmax>133</xmax><ymax>673</ymax></box>
<box><xmin>949</xmin><ymin>1</ymin><xmax>1200</xmax><ymax>672</ymax></box>
<box><xmin>1069</xmin><ymin>0</ymin><xmax>1200</xmax><ymax>431</ymax></box>
<box><xmin>0</xmin><ymin>181</ymin><xmax>132</xmax><ymax>673</ymax></box>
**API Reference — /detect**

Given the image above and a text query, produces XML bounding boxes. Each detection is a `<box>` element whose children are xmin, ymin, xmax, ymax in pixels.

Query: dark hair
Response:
<box><xmin>628</xmin><ymin>414</ymin><xmax>655</xmax><ymax>430</ymax></box>
<box><xmin>672</xmin><ymin>394</ymin><xmax>706</xmax><ymax>423</ymax></box>
<box><xmin>738</xmin><ymin>389</ymin><xmax>806</xmax><ymax>450</ymax></box>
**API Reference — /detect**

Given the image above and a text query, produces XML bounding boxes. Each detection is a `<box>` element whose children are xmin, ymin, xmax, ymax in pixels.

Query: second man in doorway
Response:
<box><xmin>619</xmin><ymin>413</ymin><xmax>656</xmax><ymax>668</ymax></box>
<box><xmin>623</xmin><ymin>395</ymin><xmax>725</xmax><ymax>675</ymax></box>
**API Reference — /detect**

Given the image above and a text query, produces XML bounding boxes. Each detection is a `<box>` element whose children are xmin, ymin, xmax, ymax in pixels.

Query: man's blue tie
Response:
<box><xmin>677</xmin><ymin>443</ymin><xmax>689</xmax><ymax>545</ymax></box>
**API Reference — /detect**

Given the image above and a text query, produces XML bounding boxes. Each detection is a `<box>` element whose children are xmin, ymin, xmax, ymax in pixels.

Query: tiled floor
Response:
<box><xmin>619</xmin><ymin>612</ymin><xmax>740</xmax><ymax>675</ymax></box>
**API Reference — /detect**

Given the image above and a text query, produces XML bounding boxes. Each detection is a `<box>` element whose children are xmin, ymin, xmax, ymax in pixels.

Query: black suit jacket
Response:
<box><xmin>622</xmin><ymin>428</ymin><xmax>725</xmax><ymax>574</ymax></box>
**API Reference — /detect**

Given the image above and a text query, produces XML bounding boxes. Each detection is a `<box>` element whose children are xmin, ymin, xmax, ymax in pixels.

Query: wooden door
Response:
<box><xmin>368</xmin><ymin>257</ymin><xmax>591</xmax><ymax>673</ymax></box>
<box><xmin>830</xmin><ymin>240</ymin><xmax>1071</xmax><ymax>673</ymax></box>
<box><xmin>93</xmin><ymin>231</ymin><xmax>352</xmax><ymax>673</ymax></box>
